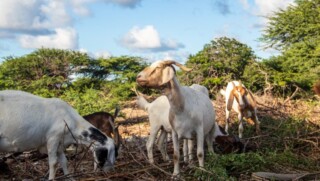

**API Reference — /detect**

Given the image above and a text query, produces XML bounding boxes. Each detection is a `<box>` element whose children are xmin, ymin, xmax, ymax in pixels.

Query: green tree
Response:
<box><xmin>0</xmin><ymin>48</ymin><xmax>91</xmax><ymax>96</ymax></box>
<box><xmin>261</xmin><ymin>0</ymin><xmax>320</xmax><ymax>51</ymax></box>
<box><xmin>182</xmin><ymin>37</ymin><xmax>257</xmax><ymax>96</ymax></box>
<box><xmin>260</xmin><ymin>0</ymin><xmax>320</xmax><ymax>95</ymax></box>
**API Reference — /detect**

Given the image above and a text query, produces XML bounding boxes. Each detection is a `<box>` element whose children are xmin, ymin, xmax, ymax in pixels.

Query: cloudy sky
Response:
<box><xmin>0</xmin><ymin>0</ymin><xmax>295</xmax><ymax>63</ymax></box>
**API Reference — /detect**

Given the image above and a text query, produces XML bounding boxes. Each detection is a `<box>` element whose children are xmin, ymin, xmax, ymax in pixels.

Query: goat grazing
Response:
<box><xmin>136</xmin><ymin>60</ymin><xmax>216</xmax><ymax>176</ymax></box>
<box><xmin>83</xmin><ymin>108</ymin><xmax>121</xmax><ymax>150</ymax></box>
<box><xmin>220</xmin><ymin>81</ymin><xmax>260</xmax><ymax>138</ymax></box>
<box><xmin>0</xmin><ymin>90</ymin><xmax>118</xmax><ymax>180</ymax></box>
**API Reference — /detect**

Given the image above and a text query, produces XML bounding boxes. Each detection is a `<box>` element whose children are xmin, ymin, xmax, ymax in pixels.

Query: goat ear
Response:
<box><xmin>161</xmin><ymin>66</ymin><xmax>175</xmax><ymax>85</ymax></box>
<box><xmin>227</xmin><ymin>90</ymin><xmax>234</xmax><ymax>111</ymax></box>
<box><xmin>247</xmin><ymin>90</ymin><xmax>257</xmax><ymax>107</ymax></box>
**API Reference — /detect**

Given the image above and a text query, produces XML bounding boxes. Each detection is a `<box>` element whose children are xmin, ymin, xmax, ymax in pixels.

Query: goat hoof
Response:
<box><xmin>171</xmin><ymin>173</ymin><xmax>180</xmax><ymax>180</ymax></box>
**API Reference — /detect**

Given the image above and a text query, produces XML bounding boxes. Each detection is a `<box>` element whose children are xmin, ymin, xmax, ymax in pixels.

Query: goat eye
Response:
<box><xmin>150</xmin><ymin>67</ymin><xmax>160</xmax><ymax>74</ymax></box>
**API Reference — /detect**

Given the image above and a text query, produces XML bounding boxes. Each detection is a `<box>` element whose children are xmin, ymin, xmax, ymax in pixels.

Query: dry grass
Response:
<box><xmin>0</xmin><ymin>94</ymin><xmax>319</xmax><ymax>180</ymax></box>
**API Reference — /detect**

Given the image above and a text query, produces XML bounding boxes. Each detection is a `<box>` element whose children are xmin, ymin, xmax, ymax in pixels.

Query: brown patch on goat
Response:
<box><xmin>83</xmin><ymin>112</ymin><xmax>114</xmax><ymax>137</ymax></box>
<box><xmin>173</xmin><ymin>154</ymin><xmax>178</xmax><ymax>162</ymax></box>
<box><xmin>215</xmin><ymin>136</ymin><xmax>243</xmax><ymax>154</ymax></box>
<box><xmin>313</xmin><ymin>80</ymin><xmax>320</xmax><ymax>96</ymax></box>
<box><xmin>246</xmin><ymin>117</ymin><xmax>255</xmax><ymax>125</ymax></box>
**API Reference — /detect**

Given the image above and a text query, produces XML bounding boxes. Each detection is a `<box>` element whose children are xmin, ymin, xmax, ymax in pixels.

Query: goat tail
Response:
<box><xmin>136</xmin><ymin>95</ymin><xmax>151</xmax><ymax>112</ymax></box>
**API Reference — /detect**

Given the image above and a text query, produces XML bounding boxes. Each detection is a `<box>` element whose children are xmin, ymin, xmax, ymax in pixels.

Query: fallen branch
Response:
<box><xmin>252</xmin><ymin>172</ymin><xmax>320</xmax><ymax>181</ymax></box>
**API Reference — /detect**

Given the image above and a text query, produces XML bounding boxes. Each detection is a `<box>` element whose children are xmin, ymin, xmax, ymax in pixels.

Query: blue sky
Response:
<box><xmin>0</xmin><ymin>0</ymin><xmax>295</xmax><ymax>63</ymax></box>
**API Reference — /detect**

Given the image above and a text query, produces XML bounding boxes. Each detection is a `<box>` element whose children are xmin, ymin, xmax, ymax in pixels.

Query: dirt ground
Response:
<box><xmin>0</xmin><ymin>94</ymin><xmax>319</xmax><ymax>180</ymax></box>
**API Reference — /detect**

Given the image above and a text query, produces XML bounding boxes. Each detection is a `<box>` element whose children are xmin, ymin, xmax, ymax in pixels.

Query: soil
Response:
<box><xmin>0</xmin><ymin>94</ymin><xmax>319</xmax><ymax>180</ymax></box>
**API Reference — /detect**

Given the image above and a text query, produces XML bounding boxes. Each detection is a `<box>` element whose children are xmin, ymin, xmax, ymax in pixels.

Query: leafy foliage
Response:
<box><xmin>259</xmin><ymin>0</ymin><xmax>320</xmax><ymax>96</ymax></box>
<box><xmin>181</xmin><ymin>37</ymin><xmax>257</xmax><ymax>97</ymax></box>
<box><xmin>261</xmin><ymin>0</ymin><xmax>320</xmax><ymax>51</ymax></box>
<box><xmin>0</xmin><ymin>49</ymin><xmax>147</xmax><ymax>114</ymax></box>
<box><xmin>0</xmin><ymin>48</ymin><xmax>91</xmax><ymax>96</ymax></box>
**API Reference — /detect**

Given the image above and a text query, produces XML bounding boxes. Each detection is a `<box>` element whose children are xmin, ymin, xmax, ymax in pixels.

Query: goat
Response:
<box><xmin>134</xmin><ymin>85</ymin><xmax>242</xmax><ymax>164</ymax></box>
<box><xmin>133</xmin><ymin>84</ymin><xmax>205</xmax><ymax>163</ymax></box>
<box><xmin>136</xmin><ymin>60</ymin><xmax>216</xmax><ymax>176</ymax></box>
<box><xmin>83</xmin><ymin>108</ymin><xmax>121</xmax><ymax>150</ymax></box>
<box><xmin>220</xmin><ymin>81</ymin><xmax>260</xmax><ymax>138</ymax></box>
<box><xmin>0</xmin><ymin>90</ymin><xmax>118</xmax><ymax>180</ymax></box>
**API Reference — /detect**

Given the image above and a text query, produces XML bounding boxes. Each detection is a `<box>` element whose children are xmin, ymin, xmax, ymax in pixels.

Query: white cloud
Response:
<box><xmin>255</xmin><ymin>0</ymin><xmax>295</xmax><ymax>17</ymax></box>
<box><xmin>70</xmin><ymin>0</ymin><xmax>142</xmax><ymax>17</ymax></box>
<box><xmin>79</xmin><ymin>48</ymin><xmax>112</xmax><ymax>59</ymax></box>
<box><xmin>121</xmin><ymin>25</ymin><xmax>184</xmax><ymax>52</ymax></box>
<box><xmin>0</xmin><ymin>0</ymin><xmax>71</xmax><ymax>34</ymax></box>
<box><xmin>237</xmin><ymin>0</ymin><xmax>295</xmax><ymax>28</ymax></box>
<box><xmin>254</xmin><ymin>0</ymin><xmax>295</xmax><ymax>26</ymax></box>
<box><xmin>143</xmin><ymin>51</ymin><xmax>190</xmax><ymax>64</ymax></box>
<box><xmin>94</xmin><ymin>51</ymin><xmax>112</xmax><ymax>58</ymax></box>
<box><xmin>18</xmin><ymin>27</ymin><xmax>78</xmax><ymax>49</ymax></box>
<box><xmin>0</xmin><ymin>0</ymin><xmax>144</xmax><ymax>53</ymax></box>
<box><xmin>70</xmin><ymin>0</ymin><xmax>96</xmax><ymax>16</ymax></box>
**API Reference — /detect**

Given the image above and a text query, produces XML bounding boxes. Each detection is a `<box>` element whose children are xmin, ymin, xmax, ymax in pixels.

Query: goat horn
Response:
<box><xmin>162</xmin><ymin>60</ymin><xmax>192</xmax><ymax>72</ymax></box>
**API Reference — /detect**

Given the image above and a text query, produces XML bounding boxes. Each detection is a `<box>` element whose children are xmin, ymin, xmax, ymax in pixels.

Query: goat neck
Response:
<box><xmin>163</xmin><ymin>76</ymin><xmax>185</xmax><ymax>113</ymax></box>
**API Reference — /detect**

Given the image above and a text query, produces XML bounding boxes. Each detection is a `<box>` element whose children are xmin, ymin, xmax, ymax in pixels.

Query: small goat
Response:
<box><xmin>0</xmin><ymin>90</ymin><xmax>117</xmax><ymax>180</ymax></box>
<box><xmin>220</xmin><ymin>81</ymin><xmax>260</xmax><ymax>138</ymax></box>
<box><xmin>83</xmin><ymin>108</ymin><xmax>121</xmax><ymax>150</ymax></box>
<box><xmin>136</xmin><ymin>60</ymin><xmax>216</xmax><ymax>176</ymax></box>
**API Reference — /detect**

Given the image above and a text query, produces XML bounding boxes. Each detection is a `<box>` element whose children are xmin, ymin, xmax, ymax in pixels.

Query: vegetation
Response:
<box><xmin>0</xmin><ymin>0</ymin><xmax>319</xmax><ymax>180</ymax></box>
<box><xmin>260</xmin><ymin>0</ymin><xmax>320</xmax><ymax>96</ymax></box>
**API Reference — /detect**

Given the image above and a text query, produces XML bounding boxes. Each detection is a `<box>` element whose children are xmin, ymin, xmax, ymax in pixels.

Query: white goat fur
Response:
<box><xmin>220</xmin><ymin>81</ymin><xmax>260</xmax><ymax>138</ymax></box>
<box><xmin>136</xmin><ymin>60</ymin><xmax>216</xmax><ymax>175</ymax></box>
<box><xmin>136</xmin><ymin>84</ymin><xmax>209</xmax><ymax>164</ymax></box>
<box><xmin>0</xmin><ymin>90</ymin><xmax>116</xmax><ymax>180</ymax></box>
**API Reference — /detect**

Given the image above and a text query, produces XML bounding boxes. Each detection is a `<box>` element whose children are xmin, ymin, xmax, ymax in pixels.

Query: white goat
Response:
<box><xmin>0</xmin><ymin>90</ymin><xmax>117</xmax><ymax>180</ymax></box>
<box><xmin>220</xmin><ymin>81</ymin><xmax>260</xmax><ymax>138</ymax></box>
<box><xmin>134</xmin><ymin>85</ymin><xmax>243</xmax><ymax>164</ymax></box>
<box><xmin>134</xmin><ymin>84</ymin><xmax>209</xmax><ymax>164</ymax></box>
<box><xmin>136</xmin><ymin>60</ymin><xmax>216</xmax><ymax>176</ymax></box>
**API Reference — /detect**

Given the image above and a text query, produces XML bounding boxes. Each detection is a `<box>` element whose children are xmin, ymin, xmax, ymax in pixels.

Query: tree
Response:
<box><xmin>0</xmin><ymin>48</ymin><xmax>91</xmax><ymax>96</ymax></box>
<box><xmin>261</xmin><ymin>0</ymin><xmax>320</xmax><ymax>51</ymax></box>
<box><xmin>260</xmin><ymin>0</ymin><xmax>320</xmax><ymax>95</ymax></box>
<box><xmin>182</xmin><ymin>37</ymin><xmax>257</xmax><ymax>97</ymax></box>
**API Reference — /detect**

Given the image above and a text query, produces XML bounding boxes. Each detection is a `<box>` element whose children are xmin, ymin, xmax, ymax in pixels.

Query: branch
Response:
<box><xmin>284</xmin><ymin>85</ymin><xmax>300</xmax><ymax>103</ymax></box>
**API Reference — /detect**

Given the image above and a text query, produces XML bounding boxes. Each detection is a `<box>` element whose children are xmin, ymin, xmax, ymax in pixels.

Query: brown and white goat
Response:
<box><xmin>136</xmin><ymin>60</ymin><xmax>216</xmax><ymax>176</ymax></box>
<box><xmin>83</xmin><ymin>108</ymin><xmax>121</xmax><ymax>151</ymax></box>
<box><xmin>220</xmin><ymin>81</ymin><xmax>260</xmax><ymax>138</ymax></box>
